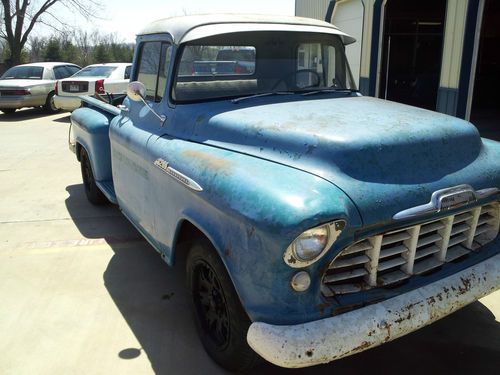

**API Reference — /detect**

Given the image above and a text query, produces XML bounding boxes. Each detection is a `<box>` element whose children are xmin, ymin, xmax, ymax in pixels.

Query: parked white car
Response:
<box><xmin>54</xmin><ymin>63</ymin><xmax>132</xmax><ymax>111</ymax></box>
<box><xmin>0</xmin><ymin>62</ymin><xmax>81</xmax><ymax>114</ymax></box>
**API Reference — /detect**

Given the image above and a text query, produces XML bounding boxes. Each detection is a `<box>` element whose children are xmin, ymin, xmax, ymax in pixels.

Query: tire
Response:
<box><xmin>186</xmin><ymin>238</ymin><xmax>261</xmax><ymax>372</ymax></box>
<box><xmin>1</xmin><ymin>108</ymin><xmax>16</xmax><ymax>114</ymax></box>
<box><xmin>44</xmin><ymin>91</ymin><xmax>59</xmax><ymax>114</ymax></box>
<box><xmin>80</xmin><ymin>148</ymin><xmax>107</xmax><ymax>205</ymax></box>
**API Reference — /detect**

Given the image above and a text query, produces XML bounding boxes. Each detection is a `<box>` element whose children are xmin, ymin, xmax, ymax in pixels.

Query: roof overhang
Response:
<box><xmin>180</xmin><ymin>23</ymin><xmax>356</xmax><ymax>45</ymax></box>
<box><xmin>138</xmin><ymin>15</ymin><xmax>356</xmax><ymax>45</ymax></box>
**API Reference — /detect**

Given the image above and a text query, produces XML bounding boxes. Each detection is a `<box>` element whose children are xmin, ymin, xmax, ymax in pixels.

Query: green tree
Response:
<box><xmin>92</xmin><ymin>44</ymin><xmax>110</xmax><ymax>63</ymax></box>
<box><xmin>44</xmin><ymin>38</ymin><xmax>62</xmax><ymax>61</ymax></box>
<box><xmin>1</xmin><ymin>0</ymin><xmax>101</xmax><ymax>67</ymax></box>
<box><xmin>61</xmin><ymin>40</ymin><xmax>78</xmax><ymax>63</ymax></box>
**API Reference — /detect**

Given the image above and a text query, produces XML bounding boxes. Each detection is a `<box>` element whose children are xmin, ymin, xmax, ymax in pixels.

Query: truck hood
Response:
<box><xmin>189</xmin><ymin>96</ymin><xmax>500</xmax><ymax>227</ymax></box>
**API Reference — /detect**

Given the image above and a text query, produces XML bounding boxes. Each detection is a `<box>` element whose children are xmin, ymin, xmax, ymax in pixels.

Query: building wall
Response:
<box><xmin>295</xmin><ymin>0</ymin><xmax>331</xmax><ymax>20</ymax></box>
<box><xmin>437</xmin><ymin>0</ymin><xmax>469</xmax><ymax>116</ymax></box>
<box><xmin>296</xmin><ymin>0</ymin><xmax>482</xmax><ymax>120</ymax></box>
<box><xmin>295</xmin><ymin>0</ymin><xmax>364</xmax><ymax>87</ymax></box>
<box><xmin>332</xmin><ymin>0</ymin><xmax>364</xmax><ymax>86</ymax></box>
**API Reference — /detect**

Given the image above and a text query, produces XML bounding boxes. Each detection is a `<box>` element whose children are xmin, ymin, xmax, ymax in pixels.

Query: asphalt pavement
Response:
<box><xmin>0</xmin><ymin>108</ymin><xmax>499</xmax><ymax>374</ymax></box>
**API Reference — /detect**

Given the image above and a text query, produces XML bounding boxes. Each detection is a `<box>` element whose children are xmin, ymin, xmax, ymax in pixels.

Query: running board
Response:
<box><xmin>96</xmin><ymin>180</ymin><xmax>117</xmax><ymax>204</ymax></box>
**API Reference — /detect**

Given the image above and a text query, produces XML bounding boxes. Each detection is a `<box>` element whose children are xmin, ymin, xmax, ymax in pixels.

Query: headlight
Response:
<box><xmin>292</xmin><ymin>225</ymin><xmax>329</xmax><ymax>261</ymax></box>
<box><xmin>284</xmin><ymin>220</ymin><xmax>346</xmax><ymax>268</ymax></box>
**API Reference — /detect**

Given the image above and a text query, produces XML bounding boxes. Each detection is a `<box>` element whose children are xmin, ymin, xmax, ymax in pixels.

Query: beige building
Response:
<box><xmin>296</xmin><ymin>0</ymin><xmax>499</xmax><ymax>139</ymax></box>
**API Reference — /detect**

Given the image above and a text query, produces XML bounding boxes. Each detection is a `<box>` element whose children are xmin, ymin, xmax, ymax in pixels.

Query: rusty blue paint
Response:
<box><xmin>69</xmin><ymin>20</ymin><xmax>500</xmax><ymax>328</ymax></box>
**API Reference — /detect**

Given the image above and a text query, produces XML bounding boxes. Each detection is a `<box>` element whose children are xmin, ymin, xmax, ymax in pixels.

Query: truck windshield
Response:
<box><xmin>173</xmin><ymin>31</ymin><xmax>356</xmax><ymax>102</ymax></box>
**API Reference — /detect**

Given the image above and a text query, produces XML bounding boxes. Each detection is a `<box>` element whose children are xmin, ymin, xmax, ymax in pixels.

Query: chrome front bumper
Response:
<box><xmin>247</xmin><ymin>253</ymin><xmax>500</xmax><ymax>368</ymax></box>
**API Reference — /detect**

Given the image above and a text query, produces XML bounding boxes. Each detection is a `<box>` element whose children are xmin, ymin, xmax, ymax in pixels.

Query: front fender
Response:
<box><xmin>152</xmin><ymin>139</ymin><xmax>362</xmax><ymax>324</ymax></box>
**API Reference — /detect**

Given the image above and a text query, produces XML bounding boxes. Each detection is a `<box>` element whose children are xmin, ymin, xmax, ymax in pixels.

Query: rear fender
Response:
<box><xmin>71</xmin><ymin>107</ymin><xmax>113</xmax><ymax>181</ymax></box>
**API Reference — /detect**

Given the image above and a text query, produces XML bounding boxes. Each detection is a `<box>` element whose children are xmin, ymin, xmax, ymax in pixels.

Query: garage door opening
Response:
<box><xmin>470</xmin><ymin>0</ymin><xmax>500</xmax><ymax>141</ymax></box>
<box><xmin>379</xmin><ymin>0</ymin><xmax>446</xmax><ymax>110</ymax></box>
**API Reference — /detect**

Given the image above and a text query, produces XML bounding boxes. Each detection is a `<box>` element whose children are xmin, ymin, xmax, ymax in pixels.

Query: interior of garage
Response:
<box><xmin>469</xmin><ymin>0</ymin><xmax>499</xmax><ymax>140</ymax></box>
<box><xmin>378</xmin><ymin>0</ymin><xmax>447</xmax><ymax>111</ymax></box>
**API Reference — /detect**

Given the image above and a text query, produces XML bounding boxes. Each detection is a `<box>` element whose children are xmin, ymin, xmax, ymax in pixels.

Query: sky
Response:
<box><xmin>47</xmin><ymin>0</ymin><xmax>296</xmax><ymax>43</ymax></box>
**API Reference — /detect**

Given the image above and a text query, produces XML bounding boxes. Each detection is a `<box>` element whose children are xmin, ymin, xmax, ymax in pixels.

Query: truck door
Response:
<box><xmin>110</xmin><ymin>40</ymin><xmax>172</xmax><ymax>242</ymax></box>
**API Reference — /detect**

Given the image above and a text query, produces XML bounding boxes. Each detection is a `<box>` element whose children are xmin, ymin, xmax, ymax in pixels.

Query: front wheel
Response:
<box><xmin>80</xmin><ymin>148</ymin><xmax>107</xmax><ymax>205</ymax></box>
<box><xmin>186</xmin><ymin>238</ymin><xmax>260</xmax><ymax>371</ymax></box>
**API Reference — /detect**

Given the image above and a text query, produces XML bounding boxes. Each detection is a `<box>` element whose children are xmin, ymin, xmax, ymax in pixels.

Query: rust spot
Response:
<box><xmin>246</xmin><ymin>225</ymin><xmax>255</xmax><ymax>238</ymax></box>
<box><xmin>316</xmin><ymin>303</ymin><xmax>329</xmax><ymax>315</ymax></box>
<box><xmin>182</xmin><ymin>150</ymin><xmax>232</xmax><ymax>173</ymax></box>
<box><xmin>394</xmin><ymin>311</ymin><xmax>412</xmax><ymax>324</ymax></box>
<box><xmin>458</xmin><ymin>277</ymin><xmax>472</xmax><ymax>295</ymax></box>
<box><xmin>223</xmin><ymin>246</ymin><xmax>232</xmax><ymax>258</ymax></box>
<box><xmin>352</xmin><ymin>340</ymin><xmax>371</xmax><ymax>352</ymax></box>
<box><xmin>377</xmin><ymin>321</ymin><xmax>392</xmax><ymax>342</ymax></box>
<box><xmin>305</xmin><ymin>349</ymin><xmax>314</xmax><ymax>357</ymax></box>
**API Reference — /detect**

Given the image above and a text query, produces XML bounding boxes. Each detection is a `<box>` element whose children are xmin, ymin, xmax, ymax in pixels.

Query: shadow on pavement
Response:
<box><xmin>0</xmin><ymin>107</ymin><xmax>56</xmax><ymax>121</ymax></box>
<box><xmin>53</xmin><ymin>114</ymin><xmax>71</xmax><ymax>123</ymax></box>
<box><xmin>65</xmin><ymin>185</ymin><xmax>500</xmax><ymax>374</ymax></box>
<box><xmin>64</xmin><ymin>184</ymin><xmax>227</xmax><ymax>375</ymax></box>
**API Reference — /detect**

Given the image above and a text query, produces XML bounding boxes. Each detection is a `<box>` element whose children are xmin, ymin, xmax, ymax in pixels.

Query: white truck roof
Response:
<box><xmin>138</xmin><ymin>14</ymin><xmax>356</xmax><ymax>45</ymax></box>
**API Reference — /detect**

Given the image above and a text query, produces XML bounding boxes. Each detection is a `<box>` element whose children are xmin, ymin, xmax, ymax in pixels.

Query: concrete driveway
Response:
<box><xmin>0</xmin><ymin>108</ymin><xmax>499</xmax><ymax>374</ymax></box>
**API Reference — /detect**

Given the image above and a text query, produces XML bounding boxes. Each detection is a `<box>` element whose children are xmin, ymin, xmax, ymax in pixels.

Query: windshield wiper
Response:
<box><xmin>232</xmin><ymin>91</ymin><xmax>294</xmax><ymax>103</ymax></box>
<box><xmin>301</xmin><ymin>88</ymin><xmax>359</xmax><ymax>96</ymax></box>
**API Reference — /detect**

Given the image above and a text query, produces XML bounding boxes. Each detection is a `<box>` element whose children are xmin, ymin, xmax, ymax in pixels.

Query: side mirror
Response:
<box><xmin>126</xmin><ymin>81</ymin><xmax>167</xmax><ymax>126</ymax></box>
<box><xmin>127</xmin><ymin>81</ymin><xmax>146</xmax><ymax>102</ymax></box>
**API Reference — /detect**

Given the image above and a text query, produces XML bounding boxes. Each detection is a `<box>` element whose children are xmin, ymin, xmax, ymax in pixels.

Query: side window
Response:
<box><xmin>124</xmin><ymin>65</ymin><xmax>131</xmax><ymax>80</ymax></box>
<box><xmin>66</xmin><ymin>65</ymin><xmax>81</xmax><ymax>76</ymax></box>
<box><xmin>53</xmin><ymin>66</ymin><xmax>67</xmax><ymax>80</ymax></box>
<box><xmin>136</xmin><ymin>41</ymin><xmax>171</xmax><ymax>102</ymax></box>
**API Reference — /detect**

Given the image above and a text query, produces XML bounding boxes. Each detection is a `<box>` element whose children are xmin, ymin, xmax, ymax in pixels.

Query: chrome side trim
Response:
<box><xmin>393</xmin><ymin>185</ymin><xmax>499</xmax><ymax>220</ymax></box>
<box><xmin>153</xmin><ymin>158</ymin><xmax>203</xmax><ymax>192</ymax></box>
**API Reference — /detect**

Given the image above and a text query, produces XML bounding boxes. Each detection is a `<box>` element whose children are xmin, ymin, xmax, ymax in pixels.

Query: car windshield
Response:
<box><xmin>173</xmin><ymin>31</ymin><xmax>356</xmax><ymax>102</ymax></box>
<box><xmin>72</xmin><ymin>66</ymin><xmax>117</xmax><ymax>78</ymax></box>
<box><xmin>1</xmin><ymin>66</ymin><xmax>44</xmax><ymax>80</ymax></box>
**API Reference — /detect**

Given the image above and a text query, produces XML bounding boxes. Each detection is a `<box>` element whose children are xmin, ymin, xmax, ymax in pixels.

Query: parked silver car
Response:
<box><xmin>0</xmin><ymin>62</ymin><xmax>81</xmax><ymax>114</ymax></box>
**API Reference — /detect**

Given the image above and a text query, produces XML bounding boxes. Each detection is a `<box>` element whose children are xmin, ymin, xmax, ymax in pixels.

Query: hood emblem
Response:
<box><xmin>393</xmin><ymin>184</ymin><xmax>499</xmax><ymax>220</ymax></box>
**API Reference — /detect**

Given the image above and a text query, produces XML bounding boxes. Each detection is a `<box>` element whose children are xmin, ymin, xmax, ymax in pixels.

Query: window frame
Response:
<box><xmin>134</xmin><ymin>41</ymin><xmax>172</xmax><ymax>103</ymax></box>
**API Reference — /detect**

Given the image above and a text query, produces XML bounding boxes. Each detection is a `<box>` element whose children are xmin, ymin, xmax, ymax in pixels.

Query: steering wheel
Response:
<box><xmin>272</xmin><ymin>69</ymin><xmax>321</xmax><ymax>91</ymax></box>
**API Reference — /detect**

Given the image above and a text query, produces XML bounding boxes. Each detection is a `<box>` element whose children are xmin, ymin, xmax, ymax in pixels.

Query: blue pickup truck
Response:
<box><xmin>69</xmin><ymin>14</ymin><xmax>500</xmax><ymax>371</ymax></box>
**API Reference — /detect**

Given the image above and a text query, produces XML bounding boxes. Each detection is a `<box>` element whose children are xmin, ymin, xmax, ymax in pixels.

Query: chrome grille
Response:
<box><xmin>321</xmin><ymin>202</ymin><xmax>500</xmax><ymax>297</ymax></box>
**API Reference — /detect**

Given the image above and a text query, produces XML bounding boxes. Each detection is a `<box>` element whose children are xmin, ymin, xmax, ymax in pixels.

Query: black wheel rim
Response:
<box><xmin>193</xmin><ymin>260</ymin><xmax>230</xmax><ymax>349</ymax></box>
